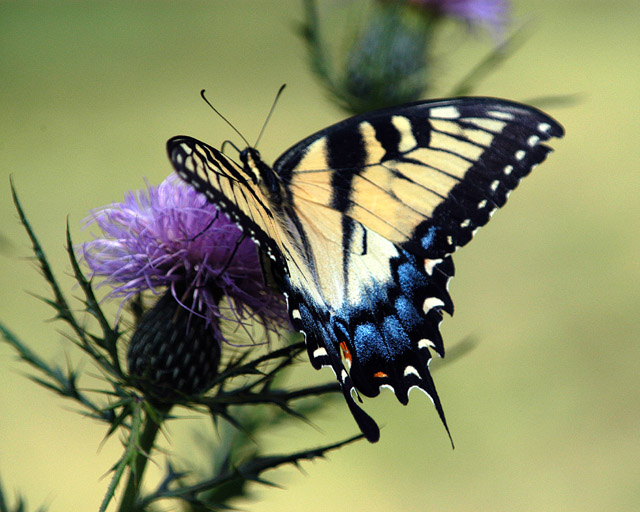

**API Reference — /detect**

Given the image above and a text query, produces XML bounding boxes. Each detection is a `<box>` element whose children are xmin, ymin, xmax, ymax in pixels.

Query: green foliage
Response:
<box><xmin>299</xmin><ymin>0</ymin><xmax>525</xmax><ymax>114</ymax></box>
<box><xmin>0</xmin><ymin>475</ymin><xmax>48</xmax><ymax>512</ymax></box>
<box><xmin>0</xmin><ymin>183</ymin><xmax>362</xmax><ymax>511</ymax></box>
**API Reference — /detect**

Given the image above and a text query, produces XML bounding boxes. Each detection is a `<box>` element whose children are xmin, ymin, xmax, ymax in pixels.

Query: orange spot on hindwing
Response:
<box><xmin>339</xmin><ymin>341</ymin><xmax>353</xmax><ymax>369</ymax></box>
<box><xmin>374</xmin><ymin>371</ymin><xmax>388</xmax><ymax>378</ymax></box>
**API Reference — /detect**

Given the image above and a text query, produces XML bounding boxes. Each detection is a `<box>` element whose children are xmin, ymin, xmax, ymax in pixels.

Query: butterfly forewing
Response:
<box><xmin>169</xmin><ymin>97</ymin><xmax>563</xmax><ymax>443</ymax></box>
<box><xmin>167</xmin><ymin>136</ymin><xmax>288</xmax><ymax>267</ymax></box>
<box><xmin>275</xmin><ymin>98</ymin><xmax>563</xmax><ymax>258</ymax></box>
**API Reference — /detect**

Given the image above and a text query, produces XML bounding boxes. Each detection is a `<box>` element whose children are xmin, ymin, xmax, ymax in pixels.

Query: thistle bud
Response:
<box><xmin>128</xmin><ymin>287</ymin><xmax>221</xmax><ymax>399</ymax></box>
<box><xmin>343</xmin><ymin>4</ymin><xmax>430</xmax><ymax>112</ymax></box>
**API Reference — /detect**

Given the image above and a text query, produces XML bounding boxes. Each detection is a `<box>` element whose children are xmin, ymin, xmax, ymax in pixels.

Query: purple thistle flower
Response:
<box><xmin>410</xmin><ymin>0</ymin><xmax>509</xmax><ymax>33</ymax></box>
<box><xmin>82</xmin><ymin>175</ymin><xmax>289</xmax><ymax>342</ymax></box>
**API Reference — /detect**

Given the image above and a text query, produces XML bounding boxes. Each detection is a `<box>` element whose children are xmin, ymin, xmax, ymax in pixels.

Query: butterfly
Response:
<box><xmin>167</xmin><ymin>97</ymin><xmax>563</xmax><ymax>442</ymax></box>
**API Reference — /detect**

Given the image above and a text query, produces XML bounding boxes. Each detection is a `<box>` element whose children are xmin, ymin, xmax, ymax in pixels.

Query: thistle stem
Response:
<box><xmin>117</xmin><ymin>404</ymin><xmax>171</xmax><ymax>512</ymax></box>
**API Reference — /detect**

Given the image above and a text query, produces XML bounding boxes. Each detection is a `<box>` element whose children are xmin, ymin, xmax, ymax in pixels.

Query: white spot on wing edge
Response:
<box><xmin>424</xmin><ymin>258</ymin><xmax>443</xmax><ymax>276</ymax></box>
<box><xmin>404</xmin><ymin>366</ymin><xmax>421</xmax><ymax>378</ymax></box>
<box><xmin>430</xmin><ymin>106</ymin><xmax>460</xmax><ymax>119</ymax></box>
<box><xmin>488</xmin><ymin>110</ymin><xmax>515</xmax><ymax>120</ymax></box>
<box><xmin>291</xmin><ymin>309</ymin><xmax>301</xmax><ymax>320</ymax></box>
<box><xmin>408</xmin><ymin>384</ymin><xmax>437</xmax><ymax>405</ymax></box>
<box><xmin>313</xmin><ymin>347</ymin><xmax>328</xmax><ymax>359</ymax></box>
<box><xmin>445</xmin><ymin>275</ymin><xmax>453</xmax><ymax>292</ymax></box>
<box><xmin>418</xmin><ymin>339</ymin><xmax>436</xmax><ymax>350</ymax></box>
<box><xmin>380</xmin><ymin>383</ymin><xmax>396</xmax><ymax>394</ymax></box>
<box><xmin>467</xmin><ymin>118</ymin><xmax>506</xmax><ymax>133</ymax></box>
<box><xmin>539</xmin><ymin>122</ymin><xmax>552</xmax><ymax>133</ymax></box>
<box><xmin>515</xmin><ymin>150</ymin><xmax>526</xmax><ymax>161</ymax></box>
<box><xmin>528</xmin><ymin>135</ymin><xmax>540</xmax><ymax>147</ymax></box>
<box><xmin>423</xmin><ymin>297</ymin><xmax>445</xmax><ymax>313</ymax></box>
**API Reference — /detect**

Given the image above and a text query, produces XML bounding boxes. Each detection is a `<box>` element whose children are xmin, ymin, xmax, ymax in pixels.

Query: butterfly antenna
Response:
<box><xmin>200</xmin><ymin>89</ymin><xmax>250</xmax><ymax>148</ymax></box>
<box><xmin>254</xmin><ymin>83</ymin><xmax>286</xmax><ymax>149</ymax></box>
<box><xmin>221</xmin><ymin>139</ymin><xmax>242</xmax><ymax>155</ymax></box>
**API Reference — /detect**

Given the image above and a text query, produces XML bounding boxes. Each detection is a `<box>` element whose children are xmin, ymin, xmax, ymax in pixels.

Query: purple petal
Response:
<box><xmin>81</xmin><ymin>175</ymin><xmax>289</xmax><ymax>338</ymax></box>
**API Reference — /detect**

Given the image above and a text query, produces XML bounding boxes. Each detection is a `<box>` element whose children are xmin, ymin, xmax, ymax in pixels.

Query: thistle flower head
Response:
<box><xmin>410</xmin><ymin>0</ymin><xmax>509</xmax><ymax>33</ymax></box>
<box><xmin>82</xmin><ymin>175</ymin><xmax>289</xmax><ymax>397</ymax></box>
<box><xmin>82</xmin><ymin>175</ymin><xmax>288</xmax><ymax>339</ymax></box>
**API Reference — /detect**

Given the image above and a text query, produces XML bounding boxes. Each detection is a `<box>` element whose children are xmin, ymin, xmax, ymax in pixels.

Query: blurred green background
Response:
<box><xmin>1</xmin><ymin>1</ymin><xmax>638</xmax><ymax>510</ymax></box>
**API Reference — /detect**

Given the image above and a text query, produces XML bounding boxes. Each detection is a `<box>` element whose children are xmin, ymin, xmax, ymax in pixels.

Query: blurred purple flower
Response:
<box><xmin>82</xmin><ymin>175</ymin><xmax>288</xmax><ymax>342</ymax></box>
<box><xmin>411</xmin><ymin>0</ymin><xmax>509</xmax><ymax>33</ymax></box>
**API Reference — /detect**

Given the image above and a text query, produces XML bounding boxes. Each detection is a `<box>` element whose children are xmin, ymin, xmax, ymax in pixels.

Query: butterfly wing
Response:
<box><xmin>167</xmin><ymin>136</ymin><xmax>386</xmax><ymax>439</ymax></box>
<box><xmin>275</xmin><ymin>97</ymin><xmax>564</xmax><ymax>256</ymax></box>
<box><xmin>168</xmin><ymin>98</ymin><xmax>563</xmax><ymax>443</ymax></box>
<box><xmin>272</xmin><ymin>98</ymin><xmax>563</xmax><ymax>441</ymax></box>
<box><xmin>280</xmin><ymin>200</ymin><xmax>455</xmax><ymax>442</ymax></box>
<box><xmin>168</xmin><ymin>136</ymin><xmax>287</xmax><ymax>266</ymax></box>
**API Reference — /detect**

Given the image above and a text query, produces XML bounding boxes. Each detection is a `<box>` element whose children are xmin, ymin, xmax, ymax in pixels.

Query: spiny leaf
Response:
<box><xmin>210</xmin><ymin>342</ymin><xmax>306</xmax><ymax>387</ymax></box>
<box><xmin>137</xmin><ymin>433</ymin><xmax>364</xmax><ymax>508</ymax></box>
<box><xmin>0</xmin><ymin>473</ymin><xmax>49</xmax><ymax>512</ymax></box>
<box><xmin>65</xmin><ymin>223</ymin><xmax>122</xmax><ymax>376</ymax></box>
<box><xmin>10</xmin><ymin>180</ymin><xmax>87</xmax><ymax>346</ymax></box>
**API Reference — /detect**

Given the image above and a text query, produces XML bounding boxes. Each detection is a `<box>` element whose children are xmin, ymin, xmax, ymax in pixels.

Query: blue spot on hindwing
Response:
<box><xmin>397</xmin><ymin>261</ymin><xmax>427</xmax><ymax>300</ymax></box>
<box><xmin>382</xmin><ymin>316</ymin><xmax>411</xmax><ymax>354</ymax></box>
<box><xmin>421</xmin><ymin>226</ymin><xmax>438</xmax><ymax>250</ymax></box>
<box><xmin>354</xmin><ymin>323</ymin><xmax>384</xmax><ymax>363</ymax></box>
<box><xmin>394</xmin><ymin>296</ymin><xmax>420</xmax><ymax>331</ymax></box>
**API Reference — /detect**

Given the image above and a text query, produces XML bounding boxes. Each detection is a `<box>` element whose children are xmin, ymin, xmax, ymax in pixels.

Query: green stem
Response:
<box><xmin>117</xmin><ymin>404</ymin><xmax>171</xmax><ymax>512</ymax></box>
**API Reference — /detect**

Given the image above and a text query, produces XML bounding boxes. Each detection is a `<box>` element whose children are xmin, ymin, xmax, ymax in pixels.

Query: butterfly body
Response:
<box><xmin>168</xmin><ymin>97</ymin><xmax>563</xmax><ymax>442</ymax></box>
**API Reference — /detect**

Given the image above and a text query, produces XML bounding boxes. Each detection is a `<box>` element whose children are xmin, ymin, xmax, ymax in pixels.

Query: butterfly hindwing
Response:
<box><xmin>168</xmin><ymin>97</ymin><xmax>563</xmax><ymax>442</ymax></box>
<box><xmin>282</xmin><ymin>208</ymin><xmax>455</xmax><ymax>441</ymax></box>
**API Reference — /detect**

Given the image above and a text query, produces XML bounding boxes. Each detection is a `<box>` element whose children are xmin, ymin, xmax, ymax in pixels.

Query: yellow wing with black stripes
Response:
<box><xmin>168</xmin><ymin>97</ymin><xmax>563</xmax><ymax>442</ymax></box>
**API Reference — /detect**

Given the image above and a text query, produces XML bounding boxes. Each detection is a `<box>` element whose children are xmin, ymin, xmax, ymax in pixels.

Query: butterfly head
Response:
<box><xmin>238</xmin><ymin>147</ymin><xmax>262</xmax><ymax>185</ymax></box>
<box><xmin>239</xmin><ymin>147</ymin><xmax>281</xmax><ymax>199</ymax></box>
